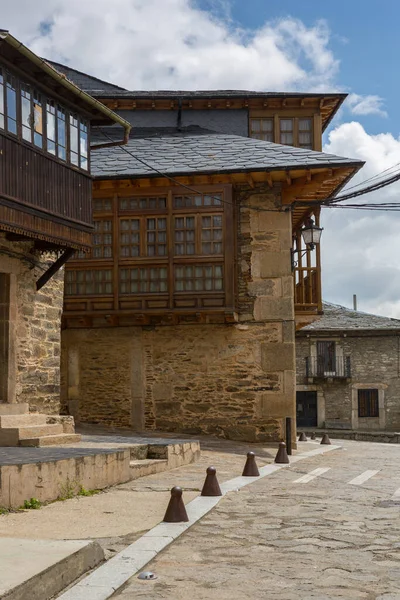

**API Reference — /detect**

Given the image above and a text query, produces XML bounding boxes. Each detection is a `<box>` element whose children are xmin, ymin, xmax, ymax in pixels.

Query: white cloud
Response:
<box><xmin>347</xmin><ymin>93</ymin><xmax>387</xmax><ymax>118</ymax></box>
<box><xmin>322</xmin><ymin>122</ymin><xmax>400</xmax><ymax>318</ymax></box>
<box><xmin>2</xmin><ymin>0</ymin><xmax>338</xmax><ymax>90</ymax></box>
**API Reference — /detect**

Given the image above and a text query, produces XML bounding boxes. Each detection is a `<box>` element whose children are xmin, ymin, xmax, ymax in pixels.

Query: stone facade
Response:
<box><xmin>296</xmin><ymin>333</ymin><xmax>400</xmax><ymax>431</ymax></box>
<box><xmin>61</xmin><ymin>184</ymin><xmax>297</xmax><ymax>442</ymax></box>
<box><xmin>0</xmin><ymin>234</ymin><xmax>64</xmax><ymax>413</ymax></box>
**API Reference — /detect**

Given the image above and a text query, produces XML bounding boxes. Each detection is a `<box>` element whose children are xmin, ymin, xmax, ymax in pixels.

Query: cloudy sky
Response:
<box><xmin>2</xmin><ymin>0</ymin><xmax>400</xmax><ymax>317</ymax></box>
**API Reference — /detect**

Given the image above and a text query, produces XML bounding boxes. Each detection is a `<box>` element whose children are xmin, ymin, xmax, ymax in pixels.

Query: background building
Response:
<box><xmin>296</xmin><ymin>302</ymin><xmax>400</xmax><ymax>431</ymax></box>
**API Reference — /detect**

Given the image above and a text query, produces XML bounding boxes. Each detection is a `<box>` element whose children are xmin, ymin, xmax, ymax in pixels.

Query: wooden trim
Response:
<box><xmin>0</xmin><ymin>192</ymin><xmax>94</xmax><ymax>231</ymax></box>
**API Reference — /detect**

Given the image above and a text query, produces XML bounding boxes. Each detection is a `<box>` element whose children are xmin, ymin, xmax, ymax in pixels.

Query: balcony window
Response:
<box><xmin>280</xmin><ymin>118</ymin><xmax>294</xmax><ymax>145</ymax></box>
<box><xmin>0</xmin><ymin>62</ymin><xmax>90</xmax><ymax>171</ymax></box>
<box><xmin>6</xmin><ymin>73</ymin><xmax>17</xmax><ymax>135</ymax></box>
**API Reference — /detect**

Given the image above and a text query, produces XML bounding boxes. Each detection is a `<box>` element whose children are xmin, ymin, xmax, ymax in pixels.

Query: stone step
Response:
<box><xmin>0</xmin><ymin>403</ymin><xmax>29</xmax><ymax>415</ymax></box>
<box><xmin>19</xmin><ymin>433</ymin><xmax>81</xmax><ymax>447</ymax></box>
<box><xmin>0</xmin><ymin>424</ymin><xmax>65</xmax><ymax>446</ymax></box>
<box><xmin>18</xmin><ymin>424</ymin><xmax>64</xmax><ymax>439</ymax></box>
<box><xmin>129</xmin><ymin>458</ymin><xmax>168</xmax><ymax>480</ymax></box>
<box><xmin>0</xmin><ymin>414</ymin><xmax>48</xmax><ymax>428</ymax></box>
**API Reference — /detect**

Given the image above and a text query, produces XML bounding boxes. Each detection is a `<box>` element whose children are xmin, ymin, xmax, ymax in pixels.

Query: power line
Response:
<box><xmin>96</xmin><ymin>130</ymin><xmax>284</xmax><ymax>214</ymax></box>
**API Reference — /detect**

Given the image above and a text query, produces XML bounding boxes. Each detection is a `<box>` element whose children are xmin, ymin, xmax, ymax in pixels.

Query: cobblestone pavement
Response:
<box><xmin>113</xmin><ymin>440</ymin><xmax>400</xmax><ymax>600</ymax></box>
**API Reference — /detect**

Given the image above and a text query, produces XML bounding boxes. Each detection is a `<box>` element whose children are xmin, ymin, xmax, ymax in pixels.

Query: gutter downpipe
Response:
<box><xmin>2</xmin><ymin>32</ymin><xmax>131</xmax><ymax>149</ymax></box>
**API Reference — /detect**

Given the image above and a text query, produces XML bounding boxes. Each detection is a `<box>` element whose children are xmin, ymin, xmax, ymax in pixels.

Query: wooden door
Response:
<box><xmin>296</xmin><ymin>391</ymin><xmax>317</xmax><ymax>427</ymax></box>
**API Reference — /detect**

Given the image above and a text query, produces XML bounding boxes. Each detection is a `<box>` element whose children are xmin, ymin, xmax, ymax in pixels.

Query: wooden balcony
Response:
<box><xmin>0</xmin><ymin>133</ymin><xmax>93</xmax><ymax>249</ymax></box>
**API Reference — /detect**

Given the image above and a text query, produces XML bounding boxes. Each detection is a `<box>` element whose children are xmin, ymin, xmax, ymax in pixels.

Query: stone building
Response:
<box><xmin>52</xmin><ymin>63</ymin><xmax>364</xmax><ymax>442</ymax></box>
<box><xmin>296</xmin><ymin>302</ymin><xmax>400</xmax><ymax>432</ymax></box>
<box><xmin>0</xmin><ymin>31</ymin><xmax>128</xmax><ymax>445</ymax></box>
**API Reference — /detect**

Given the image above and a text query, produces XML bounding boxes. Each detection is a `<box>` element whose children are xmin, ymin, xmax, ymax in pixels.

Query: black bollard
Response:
<box><xmin>242</xmin><ymin>451</ymin><xmax>260</xmax><ymax>477</ymax></box>
<box><xmin>163</xmin><ymin>486</ymin><xmax>189</xmax><ymax>523</ymax></box>
<box><xmin>320</xmin><ymin>433</ymin><xmax>331</xmax><ymax>445</ymax></box>
<box><xmin>274</xmin><ymin>441</ymin><xmax>290</xmax><ymax>464</ymax></box>
<box><xmin>201</xmin><ymin>466</ymin><xmax>222</xmax><ymax>496</ymax></box>
<box><xmin>298</xmin><ymin>432</ymin><xmax>307</xmax><ymax>442</ymax></box>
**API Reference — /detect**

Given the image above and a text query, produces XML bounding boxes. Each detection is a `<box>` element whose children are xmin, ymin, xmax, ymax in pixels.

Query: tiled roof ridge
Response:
<box><xmin>323</xmin><ymin>301</ymin><xmax>400</xmax><ymax>322</ymax></box>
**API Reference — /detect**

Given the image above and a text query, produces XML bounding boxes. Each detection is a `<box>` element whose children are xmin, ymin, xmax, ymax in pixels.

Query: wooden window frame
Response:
<box><xmin>358</xmin><ymin>389</ymin><xmax>379</xmax><ymax>418</ymax></box>
<box><xmin>0</xmin><ymin>61</ymin><xmax>90</xmax><ymax>172</ymax></box>
<box><xmin>66</xmin><ymin>185</ymin><xmax>235</xmax><ymax>314</ymax></box>
<box><xmin>249</xmin><ymin>114</ymin><xmax>314</xmax><ymax>149</ymax></box>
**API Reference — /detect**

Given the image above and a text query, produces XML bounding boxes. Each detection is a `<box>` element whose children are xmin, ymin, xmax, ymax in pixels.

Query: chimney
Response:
<box><xmin>353</xmin><ymin>294</ymin><xmax>357</xmax><ymax>311</ymax></box>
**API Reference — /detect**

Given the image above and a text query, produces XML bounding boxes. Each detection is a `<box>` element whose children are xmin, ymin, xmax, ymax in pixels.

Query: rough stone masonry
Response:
<box><xmin>0</xmin><ymin>234</ymin><xmax>64</xmax><ymax>413</ymax></box>
<box><xmin>61</xmin><ymin>184</ymin><xmax>296</xmax><ymax>442</ymax></box>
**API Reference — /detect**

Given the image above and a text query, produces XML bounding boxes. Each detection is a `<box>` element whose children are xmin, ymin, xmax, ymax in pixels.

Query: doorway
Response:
<box><xmin>296</xmin><ymin>391</ymin><xmax>318</xmax><ymax>428</ymax></box>
<box><xmin>0</xmin><ymin>273</ymin><xmax>10</xmax><ymax>403</ymax></box>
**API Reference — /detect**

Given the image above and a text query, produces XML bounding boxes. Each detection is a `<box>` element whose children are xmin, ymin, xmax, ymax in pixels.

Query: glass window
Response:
<box><xmin>298</xmin><ymin>118</ymin><xmax>313</xmax><ymax>149</ymax></box>
<box><xmin>57</xmin><ymin>106</ymin><xmax>66</xmax><ymax>161</ymax></box>
<box><xmin>93</xmin><ymin>198</ymin><xmax>112</xmax><ymax>212</ymax></box>
<box><xmin>46</xmin><ymin>100</ymin><xmax>56</xmax><ymax>155</ymax></box>
<box><xmin>93</xmin><ymin>220</ymin><xmax>113</xmax><ymax>258</ymax></box>
<box><xmin>174</xmin><ymin>216</ymin><xmax>195</xmax><ymax>255</ymax></box>
<box><xmin>120</xmin><ymin>219</ymin><xmax>140</xmax><ymax>257</ymax></box>
<box><xmin>6</xmin><ymin>73</ymin><xmax>17</xmax><ymax>135</ymax></box>
<box><xmin>21</xmin><ymin>83</ymin><xmax>32</xmax><ymax>142</ymax></box>
<box><xmin>174</xmin><ymin>193</ymin><xmax>222</xmax><ymax>208</ymax></box>
<box><xmin>119</xmin><ymin>196</ymin><xmax>167</xmax><ymax>211</ymax></box>
<box><xmin>201</xmin><ymin>215</ymin><xmax>223</xmax><ymax>254</ymax></box>
<box><xmin>146</xmin><ymin>218</ymin><xmax>167</xmax><ymax>256</ymax></box>
<box><xmin>69</xmin><ymin>114</ymin><xmax>79</xmax><ymax>166</ymax></box>
<box><xmin>80</xmin><ymin>120</ymin><xmax>88</xmax><ymax>170</ymax></box>
<box><xmin>175</xmin><ymin>264</ymin><xmax>223</xmax><ymax>292</ymax></box>
<box><xmin>119</xmin><ymin>267</ymin><xmax>168</xmax><ymax>294</ymax></box>
<box><xmin>280</xmin><ymin>118</ymin><xmax>294</xmax><ymax>145</ymax></box>
<box><xmin>0</xmin><ymin>68</ymin><xmax>4</xmax><ymax>129</ymax></box>
<box><xmin>33</xmin><ymin>91</ymin><xmax>43</xmax><ymax>148</ymax></box>
<box><xmin>65</xmin><ymin>270</ymin><xmax>112</xmax><ymax>295</ymax></box>
<box><xmin>250</xmin><ymin>118</ymin><xmax>274</xmax><ymax>142</ymax></box>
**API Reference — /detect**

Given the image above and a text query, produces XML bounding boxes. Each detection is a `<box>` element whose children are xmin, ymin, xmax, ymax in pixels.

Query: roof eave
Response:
<box><xmin>93</xmin><ymin>161</ymin><xmax>363</xmax><ymax>182</ymax></box>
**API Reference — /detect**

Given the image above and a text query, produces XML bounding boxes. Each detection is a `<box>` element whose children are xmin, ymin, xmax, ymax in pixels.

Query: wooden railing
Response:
<box><xmin>294</xmin><ymin>266</ymin><xmax>321</xmax><ymax>314</ymax></box>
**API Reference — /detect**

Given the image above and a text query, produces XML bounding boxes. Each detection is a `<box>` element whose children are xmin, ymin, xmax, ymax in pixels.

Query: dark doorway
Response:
<box><xmin>296</xmin><ymin>391</ymin><xmax>317</xmax><ymax>428</ymax></box>
<box><xmin>0</xmin><ymin>273</ymin><xmax>11</xmax><ymax>403</ymax></box>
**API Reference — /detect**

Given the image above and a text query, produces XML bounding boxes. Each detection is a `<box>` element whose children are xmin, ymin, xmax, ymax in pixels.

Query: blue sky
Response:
<box><xmin>202</xmin><ymin>0</ymin><xmax>397</xmax><ymax>138</ymax></box>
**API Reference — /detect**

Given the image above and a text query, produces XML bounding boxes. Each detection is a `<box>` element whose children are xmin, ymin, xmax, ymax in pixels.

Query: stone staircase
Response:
<box><xmin>0</xmin><ymin>403</ymin><xmax>81</xmax><ymax>447</ymax></box>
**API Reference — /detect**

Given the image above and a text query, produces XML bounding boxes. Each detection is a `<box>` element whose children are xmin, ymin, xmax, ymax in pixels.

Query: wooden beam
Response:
<box><xmin>247</xmin><ymin>174</ymin><xmax>255</xmax><ymax>188</ymax></box>
<box><xmin>282</xmin><ymin>172</ymin><xmax>331</xmax><ymax>205</ymax></box>
<box><xmin>286</xmin><ymin>171</ymin><xmax>292</xmax><ymax>186</ymax></box>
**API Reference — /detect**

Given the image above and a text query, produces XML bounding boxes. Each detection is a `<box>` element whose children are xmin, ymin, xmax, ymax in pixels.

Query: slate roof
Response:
<box><xmin>299</xmin><ymin>302</ymin><xmax>400</xmax><ymax>332</ymax></box>
<box><xmin>91</xmin><ymin>126</ymin><xmax>363</xmax><ymax>180</ymax></box>
<box><xmin>91</xmin><ymin>89</ymin><xmax>347</xmax><ymax>101</ymax></box>
<box><xmin>44</xmin><ymin>60</ymin><xmax>127</xmax><ymax>92</ymax></box>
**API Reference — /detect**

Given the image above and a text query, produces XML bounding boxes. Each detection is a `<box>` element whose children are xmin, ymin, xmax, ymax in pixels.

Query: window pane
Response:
<box><xmin>80</xmin><ymin>120</ymin><xmax>88</xmax><ymax>170</ymax></box>
<box><xmin>251</xmin><ymin>119</ymin><xmax>261</xmax><ymax>132</ymax></box>
<box><xmin>280</xmin><ymin>119</ymin><xmax>293</xmax><ymax>132</ymax></box>
<box><xmin>299</xmin><ymin>118</ymin><xmax>312</xmax><ymax>131</ymax></box>
<box><xmin>57</xmin><ymin>107</ymin><xmax>66</xmax><ymax>161</ymax></box>
<box><xmin>70</xmin><ymin>114</ymin><xmax>79</xmax><ymax>165</ymax></box>
<box><xmin>21</xmin><ymin>84</ymin><xmax>32</xmax><ymax>142</ymax></box>
<box><xmin>33</xmin><ymin>92</ymin><xmax>43</xmax><ymax>148</ymax></box>
<box><xmin>6</xmin><ymin>73</ymin><xmax>17</xmax><ymax>134</ymax></box>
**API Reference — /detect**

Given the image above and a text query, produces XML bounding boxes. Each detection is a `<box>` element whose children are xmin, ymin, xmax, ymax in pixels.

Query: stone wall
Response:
<box><xmin>296</xmin><ymin>334</ymin><xmax>400</xmax><ymax>431</ymax></box>
<box><xmin>61</xmin><ymin>184</ymin><xmax>296</xmax><ymax>442</ymax></box>
<box><xmin>0</xmin><ymin>235</ymin><xmax>64</xmax><ymax>413</ymax></box>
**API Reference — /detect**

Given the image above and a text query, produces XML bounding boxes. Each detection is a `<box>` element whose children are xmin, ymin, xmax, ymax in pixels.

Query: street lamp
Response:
<box><xmin>291</xmin><ymin>217</ymin><xmax>323</xmax><ymax>270</ymax></box>
<box><xmin>300</xmin><ymin>217</ymin><xmax>323</xmax><ymax>250</ymax></box>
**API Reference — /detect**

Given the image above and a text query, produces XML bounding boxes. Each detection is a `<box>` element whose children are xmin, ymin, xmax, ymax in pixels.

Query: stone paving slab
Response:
<box><xmin>0</xmin><ymin>538</ymin><xmax>103</xmax><ymax>600</ymax></box>
<box><xmin>55</xmin><ymin>445</ymin><xmax>340</xmax><ymax>599</ymax></box>
<box><xmin>113</xmin><ymin>440</ymin><xmax>400</xmax><ymax>600</ymax></box>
